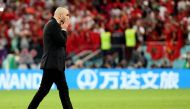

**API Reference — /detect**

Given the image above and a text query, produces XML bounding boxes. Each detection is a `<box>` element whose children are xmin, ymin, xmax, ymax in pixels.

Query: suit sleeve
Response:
<box><xmin>50</xmin><ymin>23</ymin><xmax>67</xmax><ymax>47</ymax></box>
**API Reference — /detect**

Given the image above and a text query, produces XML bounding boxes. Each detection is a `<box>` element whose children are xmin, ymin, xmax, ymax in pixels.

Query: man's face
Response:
<box><xmin>65</xmin><ymin>10</ymin><xmax>70</xmax><ymax>19</ymax></box>
<box><xmin>60</xmin><ymin>10</ymin><xmax>70</xmax><ymax>24</ymax></box>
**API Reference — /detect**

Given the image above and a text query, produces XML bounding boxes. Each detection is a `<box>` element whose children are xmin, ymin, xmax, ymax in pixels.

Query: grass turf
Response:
<box><xmin>0</xmin><ymin>89</ymin><xmax>190</xmax><ymax>109</ymax></box>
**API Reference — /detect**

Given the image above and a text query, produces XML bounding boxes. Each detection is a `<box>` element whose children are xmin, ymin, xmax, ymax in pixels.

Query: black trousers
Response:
<box><xmin>28</xmin><ymin>69</ymin><xmax>73</xmax><ymax>109</ymax></box>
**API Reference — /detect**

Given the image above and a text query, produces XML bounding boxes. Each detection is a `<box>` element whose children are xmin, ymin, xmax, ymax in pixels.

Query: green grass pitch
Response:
<box><xmin>0</xmin><ymin>89</ymin><xmax>190</xmax><ymax>109</ymax></box>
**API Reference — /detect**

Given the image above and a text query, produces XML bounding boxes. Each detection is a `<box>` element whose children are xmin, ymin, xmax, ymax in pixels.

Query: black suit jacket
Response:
<box><xmin>40</xmin><ymin>17</ymin><xmax>67</xmax><ymax>72</ymax></box>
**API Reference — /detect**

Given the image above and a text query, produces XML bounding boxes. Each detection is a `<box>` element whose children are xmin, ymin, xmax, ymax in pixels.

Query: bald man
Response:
<box><xmin>28</xmin><ymin>7</ymin><xmax>73</xmax><ymax>109</ymax></box>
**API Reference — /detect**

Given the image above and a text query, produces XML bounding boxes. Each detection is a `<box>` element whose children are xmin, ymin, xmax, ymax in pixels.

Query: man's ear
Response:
<box><xmin>58</xmin><ymin>15</ymin><xmax>62</xmax><ymax>20</ymax></box>
<box><xmin>61</xmin><ymin>17</ymin><xmax>65</xmax><ymax>24</ymax></box>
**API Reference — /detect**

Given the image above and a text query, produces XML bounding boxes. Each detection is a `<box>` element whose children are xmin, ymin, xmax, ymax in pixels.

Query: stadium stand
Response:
<box><xmin>0</xmin><ymin>0</ymin><xmax>190</xmax><ymax>69</ymax></box>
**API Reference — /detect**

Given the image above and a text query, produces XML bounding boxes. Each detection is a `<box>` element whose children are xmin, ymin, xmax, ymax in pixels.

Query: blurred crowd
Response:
<box><xmin>0</xmin><ymin>0</ymin><xmax>190</xmax><ymax>69</ymax></box>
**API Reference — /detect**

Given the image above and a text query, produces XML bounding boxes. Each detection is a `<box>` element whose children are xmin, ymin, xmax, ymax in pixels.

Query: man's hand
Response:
<box><xmin>61</xmin><ymin>17</ymin><xmax>70</xmax><ymax>31</ymax></box>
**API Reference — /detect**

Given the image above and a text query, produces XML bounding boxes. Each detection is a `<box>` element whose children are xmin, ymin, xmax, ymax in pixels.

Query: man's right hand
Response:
<box><xmin>61</xmin><ymin>17</ymin><xmax>70</xmax><ymax>31</ymax></box>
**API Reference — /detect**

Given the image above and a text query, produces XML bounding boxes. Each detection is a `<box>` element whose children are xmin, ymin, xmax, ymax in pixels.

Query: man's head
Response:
<box><xmin>53</xmin><ymin>7</ymin><xmax>70</xmax><ymax>24</ymax></box>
